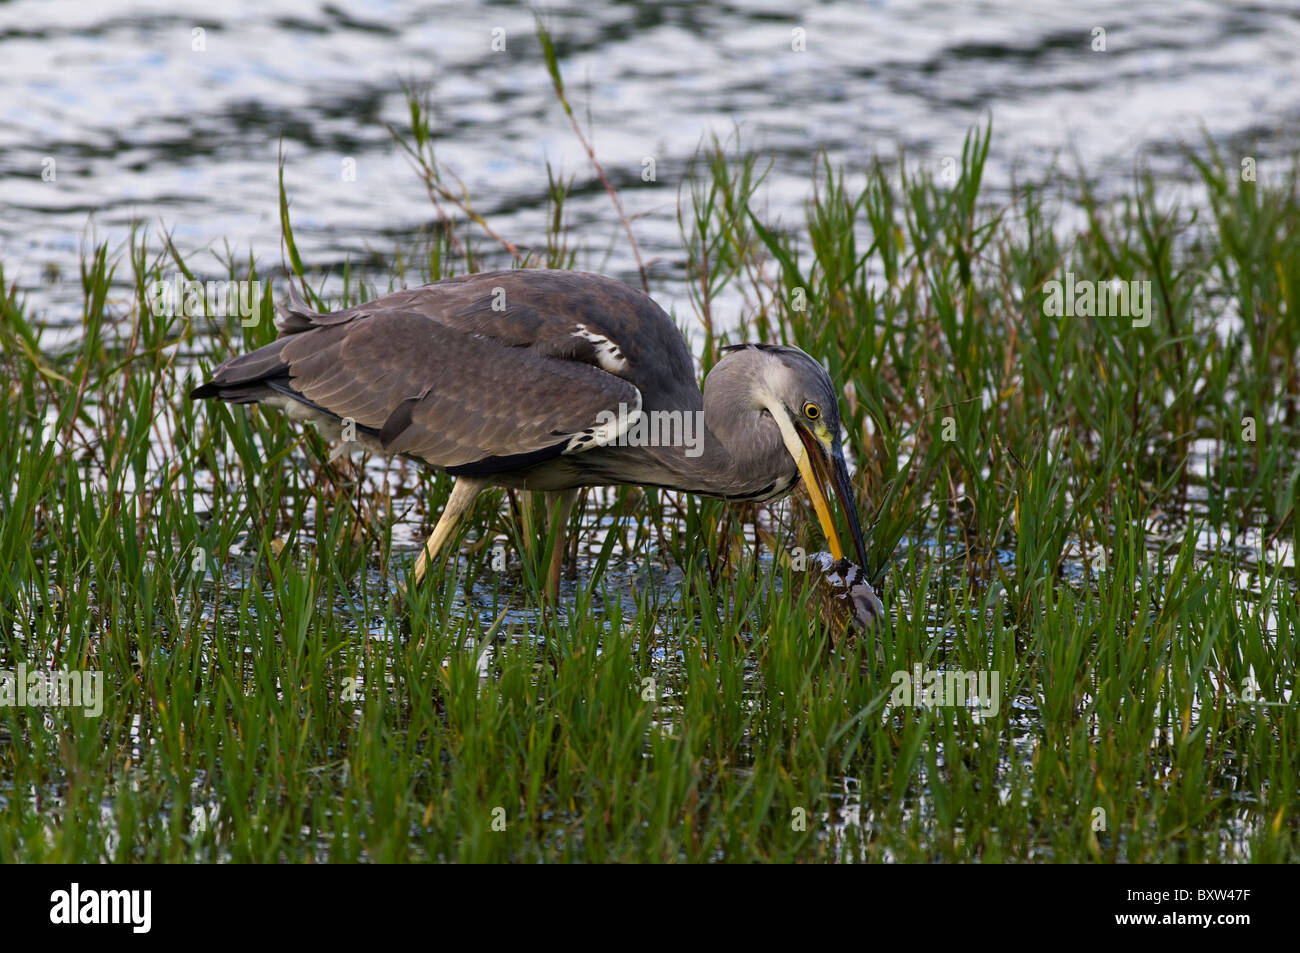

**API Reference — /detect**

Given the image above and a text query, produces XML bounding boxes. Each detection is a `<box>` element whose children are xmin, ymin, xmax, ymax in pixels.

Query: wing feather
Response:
<box><xmin>195</xmin><ymin>271</ymin><xmax>690</xmax><ymax>476</ymax></box>
<box><xmin>203</xmin><ymin>308</ymin><xmax>641</xmax><ymax>472</ymax></box>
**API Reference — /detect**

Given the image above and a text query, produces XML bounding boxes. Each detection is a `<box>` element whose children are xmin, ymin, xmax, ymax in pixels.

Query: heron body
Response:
<box><xmin>191</xmin><ymin>270</ymin><xmax>869</xmax><ymax>595</ymax></box>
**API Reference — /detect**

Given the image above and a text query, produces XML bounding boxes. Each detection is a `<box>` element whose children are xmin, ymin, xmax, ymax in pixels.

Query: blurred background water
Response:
<box><xmin>1</xmin><ymin>0</ymin><xmax>1297</xmax><ymax>326</ymax></box>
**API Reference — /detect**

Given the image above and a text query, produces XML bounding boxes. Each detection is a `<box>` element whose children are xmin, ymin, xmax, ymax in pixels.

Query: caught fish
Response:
<box><xmin>808</xmin><ymin>552</ymin><xmax>887</xmax><ymax>649</ymax></box>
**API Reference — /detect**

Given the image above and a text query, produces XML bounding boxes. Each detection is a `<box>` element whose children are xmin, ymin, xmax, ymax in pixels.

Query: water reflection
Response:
<box><xmin>3</xmin><ymin>0</ymin><xmax>1297</xmax><ymax>323</ymax></box>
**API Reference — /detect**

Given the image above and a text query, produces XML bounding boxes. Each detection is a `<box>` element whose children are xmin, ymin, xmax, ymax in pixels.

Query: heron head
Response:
<box><xmin>724</xmin><ymin>344</ymin><xmax>871</xmax><ymax>569</ymax></box>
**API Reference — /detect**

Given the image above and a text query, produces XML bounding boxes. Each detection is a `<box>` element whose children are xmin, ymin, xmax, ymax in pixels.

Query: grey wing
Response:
<box><xmin>194</xmin><ymin>308</ymin><xmax>642</xmax><ymax>473</ymax></box>
<box><xmin>275</xmin><ymin>270</ymin><xmax>699</xmax><ymax>411</ymax></box>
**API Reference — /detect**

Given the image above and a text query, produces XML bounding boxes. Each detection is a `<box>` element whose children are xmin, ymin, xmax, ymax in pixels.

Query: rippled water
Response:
<box><xmin>3</xmin><ymin>0</ymin><xmax>1298</xmax><ymax>325</ymax></box>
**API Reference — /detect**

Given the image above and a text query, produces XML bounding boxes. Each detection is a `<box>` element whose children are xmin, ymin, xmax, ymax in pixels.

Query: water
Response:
<box><xmin>3</xmin><ymin>0</ymin><xmax>1298</xmax><ymax>326</ymax></box>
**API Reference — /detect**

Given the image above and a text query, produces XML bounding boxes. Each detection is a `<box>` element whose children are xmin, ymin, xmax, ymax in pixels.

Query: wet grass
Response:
<box><xmin>1</xmin><ymin>76</ymin><xmax>1298</xmax><ymax>860</ymax></box>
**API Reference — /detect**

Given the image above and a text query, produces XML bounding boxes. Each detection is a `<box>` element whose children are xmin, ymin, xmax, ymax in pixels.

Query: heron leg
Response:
<box><xmin>515</xmin><ymin>491</ymin><xmax>539</xmax><ymax>563</ymax></box>
<box><xmin>543</xmin><ymin>489</ymin><xmax>578</xmax><ymax>601</ymax></box>
<box><xmin>413</xmin><ymin>477</ymin><xmax>488</xmax><ymax>586</ymax></box>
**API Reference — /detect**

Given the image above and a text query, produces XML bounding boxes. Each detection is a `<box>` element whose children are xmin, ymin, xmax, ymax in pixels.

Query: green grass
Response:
<box><xmin>0</xmin><ymin>77</ymin><xmax>1297</xmax><ymax>861</ymax></box>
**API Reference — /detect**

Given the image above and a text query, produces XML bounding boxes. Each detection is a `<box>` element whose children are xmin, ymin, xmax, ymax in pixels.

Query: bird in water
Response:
<box><xmin>191</xmin><ymin>269</ymin><xmax>870</xmax><ymax>599</ymax></box>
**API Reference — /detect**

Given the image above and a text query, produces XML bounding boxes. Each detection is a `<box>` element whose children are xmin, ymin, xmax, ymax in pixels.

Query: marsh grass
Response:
<box><xmin>0</xmin><ymin>55</ymin><xmax>1297</xmax><ymax>860</ymax></box>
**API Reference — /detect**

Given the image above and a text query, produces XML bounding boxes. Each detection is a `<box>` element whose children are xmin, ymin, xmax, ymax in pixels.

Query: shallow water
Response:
<box><xmin>4</xmin><ymin>0</ymin><xmax>1298</xmax><ymax>326</ymax></box>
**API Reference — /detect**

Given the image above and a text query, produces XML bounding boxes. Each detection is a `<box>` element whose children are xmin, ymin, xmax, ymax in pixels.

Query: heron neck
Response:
<box><xmin>687</xmin><ymin>412</ymin><xmax>796</xmax><ymax>499</ymax></box>
<box><xmin>626</xmin><ymin>368</ymin><xmax>795</xmax><ymax>499</ymax></box>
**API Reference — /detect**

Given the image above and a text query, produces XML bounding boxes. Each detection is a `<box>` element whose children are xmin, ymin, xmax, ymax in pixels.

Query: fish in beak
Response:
<box><xmin>793</xmin><ymin>420</ymin><xmax>871</xmax><ymax>570</ymax></box>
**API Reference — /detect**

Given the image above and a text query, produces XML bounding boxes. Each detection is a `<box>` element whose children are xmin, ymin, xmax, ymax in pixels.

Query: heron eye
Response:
<box><xmin>803</xmin><ymin>402</ymin><xmax>820</xmax><ymax>420</ymax></box>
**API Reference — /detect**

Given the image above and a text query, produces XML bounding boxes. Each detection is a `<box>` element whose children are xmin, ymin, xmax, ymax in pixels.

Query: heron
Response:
<box><xmin>190</xmin><ymin>269</ymin><xmax>870</xmax><ymax>598</ymax></box>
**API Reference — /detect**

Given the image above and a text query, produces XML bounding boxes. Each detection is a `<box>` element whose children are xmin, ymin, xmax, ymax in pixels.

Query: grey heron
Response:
<box><xmin>190</xmin><ymin>270</ymin><xmax>870</xmax><ymax>597</ymax></box>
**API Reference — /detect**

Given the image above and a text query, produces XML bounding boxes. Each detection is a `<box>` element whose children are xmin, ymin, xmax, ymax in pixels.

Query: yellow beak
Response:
<box><xmin>794</xmin><ymin>423</ymin><xmax>871</xmax><ymax>568</ymax></box>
